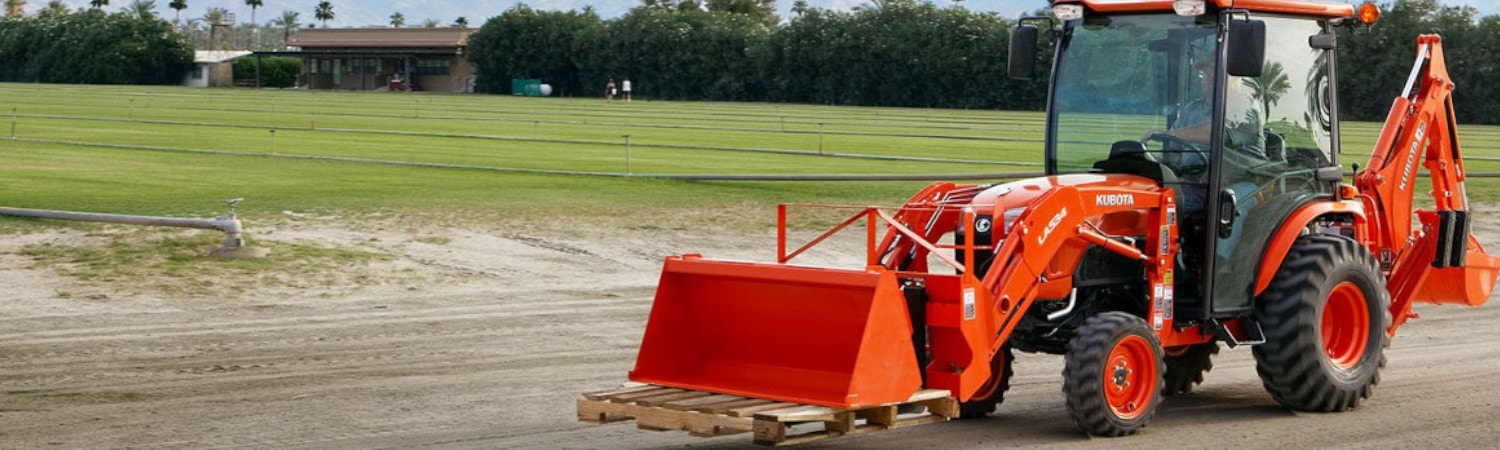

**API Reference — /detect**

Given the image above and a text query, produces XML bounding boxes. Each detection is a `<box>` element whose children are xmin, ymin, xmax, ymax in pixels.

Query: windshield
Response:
<box><xmin>1049</xmin><ymin>14</ymin><xmax>1217</xmax><ymax>174</ymax></box>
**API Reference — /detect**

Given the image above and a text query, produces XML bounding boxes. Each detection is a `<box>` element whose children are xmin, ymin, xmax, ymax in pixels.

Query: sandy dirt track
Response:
<box><xmin>3</xmin><ymin>211</ymin><xmax>1500</xmax><ymax>449</ymax></box>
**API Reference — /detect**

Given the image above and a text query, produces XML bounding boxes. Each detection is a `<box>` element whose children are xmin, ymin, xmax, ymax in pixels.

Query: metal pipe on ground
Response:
<box><xmin>0</xmin><ymin>200</ymin><xmax>268</xmax><ymax>259</ymax></box>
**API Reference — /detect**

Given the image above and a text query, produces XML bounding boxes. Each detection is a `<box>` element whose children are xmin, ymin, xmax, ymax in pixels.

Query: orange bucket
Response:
<box><xmin>628</xmin><ymin>255</ymin><xmax>923</xmax><ymax>408</ymax></box>
<box><xmin>1415</xmin><ymin>234</ymin><xmax>1499</xmax><ymax>307</ymax></box>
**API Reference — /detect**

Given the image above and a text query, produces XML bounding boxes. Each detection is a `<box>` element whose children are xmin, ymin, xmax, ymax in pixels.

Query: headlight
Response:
<box><xmin>1173</xmin><ymin>0</ymin><xmax>1206</xmax><ymax>16</ymax></box>
<box><xmin>1052</xmin><ymin>3</ymin><xmax>1084</xmax><ymax>21</ymax></box>
<box><xmin>1001</xmin><ymin>207</ymin><xmax>1026</xmax><ymax>236</ymax></box>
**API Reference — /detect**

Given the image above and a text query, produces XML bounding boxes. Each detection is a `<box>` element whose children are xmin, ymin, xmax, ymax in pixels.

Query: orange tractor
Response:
<box><xmin>579</xmin><ymin>0</ymin><xmax>1500</xmax><ymax>443</ymax></box>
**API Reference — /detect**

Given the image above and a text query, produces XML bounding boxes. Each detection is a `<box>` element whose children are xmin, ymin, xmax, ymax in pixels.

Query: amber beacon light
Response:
<box><xmin>1358</xmin><ymin>2</ymin><xmax>1381</xmax><ymax>25</ymax></box>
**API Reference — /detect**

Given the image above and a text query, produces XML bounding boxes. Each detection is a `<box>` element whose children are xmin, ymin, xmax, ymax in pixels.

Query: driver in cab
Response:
<box><xmin>1144</xmin><ymin>57</ymin><xmax>1266</xmax><ymax>212</ymax></box>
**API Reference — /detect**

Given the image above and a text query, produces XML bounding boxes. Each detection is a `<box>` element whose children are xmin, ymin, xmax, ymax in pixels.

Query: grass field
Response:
<box><xmin>2</xmin><ymin>83</ymin><xmax>1498</xmax><ymax>227</ymax></box>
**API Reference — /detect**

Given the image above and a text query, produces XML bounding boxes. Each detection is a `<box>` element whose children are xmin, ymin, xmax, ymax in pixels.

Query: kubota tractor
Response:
<box><xmin>579</xmin><ymin>0</ymin><xmax>1500</xmax><ymax>444</ymax></box>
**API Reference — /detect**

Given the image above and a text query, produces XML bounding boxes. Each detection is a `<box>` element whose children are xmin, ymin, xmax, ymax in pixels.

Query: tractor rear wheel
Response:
<box><xmin>1063</xmin><ymin>312</ymin><xmax>1164</xmax><ymax>436</ymax></box>
<box><xmin>958</xmin><ymin>345</ymin><xmax>1015</xmax><ymax>419</ymax></box>
<box><xmin>1253</xmin><ymin>234</ymin><xmax>1390</xmax><ymax>411</ymax></box>
<box><xmin>1163</xmin><ymin>343</ymin><xmax>1218</xmax><ymax>396</ymax></box>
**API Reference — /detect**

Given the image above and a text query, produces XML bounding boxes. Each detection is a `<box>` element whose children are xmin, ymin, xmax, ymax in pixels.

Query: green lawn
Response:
<box><xmin>2</xmin><ymin>83</ymin><xmax>1497</xmax><ymax>227</ymax></box>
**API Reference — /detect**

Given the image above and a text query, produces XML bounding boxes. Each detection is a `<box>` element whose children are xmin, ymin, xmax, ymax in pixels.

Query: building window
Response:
<box><xmin>191</xmin><ymin>67</ymin><xmax>204</xmax><ymax>79</ymax></box>
<box><xmin>339</xmin><ymin>58</ymin><xmax>380</xmax><ymax>74</ymax></box>
<box><xmin>416</xmin><ymin>58</ymin><xmax>450</xmax><ymax>76</ymax></box>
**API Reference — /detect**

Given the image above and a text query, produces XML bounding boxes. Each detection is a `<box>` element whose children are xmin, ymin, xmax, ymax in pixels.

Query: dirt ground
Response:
<box><xmin>3</xmin><ymin>208</ymin><xmax>1500</xmax><ymax>449</ymax></box>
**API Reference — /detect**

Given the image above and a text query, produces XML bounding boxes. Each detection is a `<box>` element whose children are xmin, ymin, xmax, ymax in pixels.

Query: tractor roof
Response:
<box><xmin>1063</xmin><ymin>0</ymin><xmax>1355</xmax><ymax>18</ymax></box>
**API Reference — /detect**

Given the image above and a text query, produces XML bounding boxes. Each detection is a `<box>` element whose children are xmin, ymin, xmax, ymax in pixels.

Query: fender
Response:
<box><xmin>1252</xmin><ymin>199</ymin><xmax>1368</xmax><ymax>296</ymax></box>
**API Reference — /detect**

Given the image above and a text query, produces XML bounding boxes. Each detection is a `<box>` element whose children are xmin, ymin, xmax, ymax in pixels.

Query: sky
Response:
<box><xmin>40</xmin><ymin>0</ymin><xmax>1500</xmax><ymax>29</ymax></box>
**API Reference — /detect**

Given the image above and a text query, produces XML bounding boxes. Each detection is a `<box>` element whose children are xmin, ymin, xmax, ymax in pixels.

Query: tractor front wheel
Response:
<box><xmin>1063</xmin><ymin>312</ymin><xmax>1164</xmax><ymax>436</ymax></box>
<box><xmin>1253</xmin><ymin>234</ymin><xmax>1390</xmax><ymax>411</ymax></box>
<box><xmin>1163</xmin><ymin>343</ymin><xmax>1218</xmax><ymax>396</ymax></box>
<box><xmin>958</xmin><ymin>345</ymin><xmax>1015</xmax><ymax>419</ymax></box>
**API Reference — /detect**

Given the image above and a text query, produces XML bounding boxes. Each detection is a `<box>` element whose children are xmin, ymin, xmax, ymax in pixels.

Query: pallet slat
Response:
<box><xmin>662</xmin><ymin>394</ymin><xmax>746</xmax><ymax>411</ymax></box>
<box><xmin>578</xmin><ymin>383</ymin><xmax>957</xmax><ymax>446</ymax></box>
<box><xmin>725</xmin><ymin>401</ymin><xmax>799</xmax><ymax>418</ymax></box>
<box><xmin>581</xmin><ymin>383</ymin><xmax>657</xmax><ymax>401</ymax></box>
<box><xmin>633</xmin><ymin>390</ymin><xmax>714</xmax><ymax>407</ymax></box>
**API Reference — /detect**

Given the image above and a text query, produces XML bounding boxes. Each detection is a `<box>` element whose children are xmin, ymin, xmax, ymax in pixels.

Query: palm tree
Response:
<box><xmin>4</xmin><ymin>0</ymin><xmax>24</xmax><ymax>19</ymax></box>
<box><xmin>791</xmin><ymin>0</ymin><xmax>808</xmax><ymax>16</ymax></box>
<box><xmin>453</xmin><ymin>16</ymin><xmax>466</xmax><ymax>27</ymax></box>
<box><xmin>127</xmin><ymin>0</ymin><xmax>155</xmax><ymax>18</ymax></box>
<box><xmin>388</xmin><ymin>11</ymin><xmax>403</xmax><ymax>28</ymax></box>
<box><xmin>245</xmin><ymin>0</ymin><xmax>262</xmax><ymax>49</ymax></box>
<box><xmin>1242</xmin><ymin>61</ymin><xmax>1292</xmax><ymax>122</ymax></box>
<box><xmin>314</xmin><ymin>1</ymin><xmax>332</xmax><ymax>28</ymax></box>
<box><xmin>40</xmin><ymin>0</ymin><xmax>65</xmax><ymax>15</ymax></box>
<box><xmin>89</xmin><ymin>0</ymin><xmax>107</xmax><ymax>9</ymax></box>
<box><xmin>168</xmin><ymin>0</ymin><xmax>184</xmax><ymax>24</ymax></box>
<box><xmin>705</xmin><ymin>0</ymin><xmax>778</xmax><ymax>26</ymax></box>
<box><xmin>272</xmin><ymin>10</ymin><xmax>299</xmax><ymax>49</ymax></box>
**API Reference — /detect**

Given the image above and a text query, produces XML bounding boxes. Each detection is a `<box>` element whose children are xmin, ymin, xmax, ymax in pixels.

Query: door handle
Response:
<box><xmin>1217</xmin><ymin>188</ymin><xmax>1237</xmax><ymax>239</ymax></box>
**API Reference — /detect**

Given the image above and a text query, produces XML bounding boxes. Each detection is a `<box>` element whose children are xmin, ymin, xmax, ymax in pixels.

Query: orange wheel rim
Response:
<box><xmin>1103</xmin><ymin>335</ymin><xmax>1157</xmax><ymax>420</ymax></box>
<box><xmin>1322</xmin><ymin>281</ymin><xmax>1370</xmax><ymax>370</ymax></box>
<box><xmin>970</xmin><ymin>352</ymin><xmax>1007</xmax><ymax>401</ymax></box>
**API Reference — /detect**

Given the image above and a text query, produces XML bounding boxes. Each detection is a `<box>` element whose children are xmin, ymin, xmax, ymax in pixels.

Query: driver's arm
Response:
<box><xmin>1155</xmin><ymin>121</ymin><xmax>1211</xmax><ymax>143</ymax></box>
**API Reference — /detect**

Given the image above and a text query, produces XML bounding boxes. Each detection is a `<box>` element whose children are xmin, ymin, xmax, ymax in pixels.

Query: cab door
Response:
<box><xmin>1203</xmin><ymin>16</ymin><xmax>1339</xmax><ymax>316</ymax></box>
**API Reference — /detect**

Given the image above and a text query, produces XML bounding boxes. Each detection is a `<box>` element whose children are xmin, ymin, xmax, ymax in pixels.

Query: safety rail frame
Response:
<box><xmin>775</xmin><ymin>203</ymin><xmax>992</xmax><ymax>276</ymax></box>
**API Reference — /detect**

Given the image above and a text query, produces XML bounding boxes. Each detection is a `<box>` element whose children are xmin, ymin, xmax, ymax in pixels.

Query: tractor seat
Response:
<box><xmin>1093</xmin><ymin>140</ymin><xmax>1178</xmax><ymax>186</ymax></box>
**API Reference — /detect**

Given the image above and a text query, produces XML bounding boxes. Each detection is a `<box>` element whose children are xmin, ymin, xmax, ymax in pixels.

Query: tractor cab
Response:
<box><xmin>1017</xmin><ymin>6</ymin><xmax>1344</xmax><ymax>320</ymax></box>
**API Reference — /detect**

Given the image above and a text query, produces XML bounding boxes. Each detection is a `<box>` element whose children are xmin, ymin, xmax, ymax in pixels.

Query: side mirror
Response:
<box><xmin>1309</xmin><ymin>33</ymin><xmax>1337</xmax><ymax>50</ymax></box>
<box><xmin>1009</xmin><ymin>24</ymin><xmax>1039</xmax><ymax>80</ymax></box>
<box><xmin>1226</xmin><ymin>19</ymin><xmax>1266</xmax><ymax>77</ymax></box>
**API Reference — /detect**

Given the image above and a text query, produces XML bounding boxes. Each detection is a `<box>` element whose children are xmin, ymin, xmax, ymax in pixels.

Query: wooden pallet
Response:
<box><xmin>577</xmin><ymin>384</ymin><xmax>957</xmax><ymax>446</ymax></box>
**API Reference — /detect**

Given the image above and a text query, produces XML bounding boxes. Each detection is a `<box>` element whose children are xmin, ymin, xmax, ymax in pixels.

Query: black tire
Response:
<box><xmin>1253</xmin><ymin>234</ymin><xmax>1390</xmax><ymax>411</ymax></box>
<box><xmin>958</xmin><ymin>345</ymin><xmax>1015</xmax><ymax>419</ymax></box>
<box><xmin>1063</xmin><ymin>312</ymin><xmax>1165</xmax><ymax>436</ymax></box>
<box><xmin>1163</xmin><ymin>343</ymin><xmax>1218</xmax><ymax>396</ymax></box>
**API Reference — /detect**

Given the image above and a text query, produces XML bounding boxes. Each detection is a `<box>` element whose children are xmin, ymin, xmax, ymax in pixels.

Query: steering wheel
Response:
<box><xmin>1144</xmin><ymin>132</ymin><xmax>1210</xmax><ymax>178</ymax></box>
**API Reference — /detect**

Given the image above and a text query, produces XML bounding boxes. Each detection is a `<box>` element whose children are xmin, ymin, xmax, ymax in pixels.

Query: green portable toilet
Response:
<box><xmin>511</xmin><ymin>78</ymin><xmax>541</xmax><ymax>96</ymax></box>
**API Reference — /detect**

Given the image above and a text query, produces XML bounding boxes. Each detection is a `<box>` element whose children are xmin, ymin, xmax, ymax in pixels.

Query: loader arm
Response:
<box><xmin>1353</xmin><ymin>35</ymin><xmax>1499</xmax><ymax>332</ymax></box>
<box><xmin>874</xmin><ymin>182</ymin><xmax>981</xmax><ymax>273</ymax></box>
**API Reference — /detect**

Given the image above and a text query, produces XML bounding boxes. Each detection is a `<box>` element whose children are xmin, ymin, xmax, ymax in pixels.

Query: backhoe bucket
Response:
<box><xmin>1415</xmin><ymin>234</ymin><xmax>1500</xmax><ymax>306</ymax></box>
<box><xmin>629</xmin><ymin>255</ymin><xmax>923</xmax><ymax>408</ymax></box>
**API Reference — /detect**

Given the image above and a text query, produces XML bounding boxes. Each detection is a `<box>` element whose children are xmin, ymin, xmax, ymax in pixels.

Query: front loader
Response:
<box><xmin>578</xmin><ymin>0</ymin><xmax>1500</xmax><ymax>444</ymax></box>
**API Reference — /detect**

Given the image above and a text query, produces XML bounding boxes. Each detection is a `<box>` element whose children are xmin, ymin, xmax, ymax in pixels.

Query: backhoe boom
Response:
<box><xmin>1354</xmin><ymin>35</ymin><xmax>1498</xmax><ymax>331</ymax></box>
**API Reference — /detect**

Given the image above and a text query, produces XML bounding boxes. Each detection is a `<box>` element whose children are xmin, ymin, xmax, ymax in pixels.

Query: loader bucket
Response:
<box><xmin>629</xmin><ymin>255</ymin><xmax>923</xmax><ymax>409</ymax></box>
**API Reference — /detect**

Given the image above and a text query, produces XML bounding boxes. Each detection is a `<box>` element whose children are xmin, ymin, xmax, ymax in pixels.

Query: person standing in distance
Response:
<box><xmin>622</xmin><ymin>78</ymin><xmax>633</xmax><ymax>101</ymax></box>
<box><xmin>605</xmin><ymin>78</ymin><xmax>617</xmax><ymax>102</ymax></box>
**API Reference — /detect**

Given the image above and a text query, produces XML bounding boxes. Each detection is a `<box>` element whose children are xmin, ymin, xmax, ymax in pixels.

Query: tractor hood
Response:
<box><xmin>971</xmin><ymin>173</ymin><xmax>1162</xmax><ymax>216</ymax></box>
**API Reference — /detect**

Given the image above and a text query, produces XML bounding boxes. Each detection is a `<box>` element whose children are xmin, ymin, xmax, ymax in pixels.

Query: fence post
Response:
<box><xmin>818</xmin><ymin>123</ymin><xmax>825</xmax><ymax>155</ymax></box>
<box><xmin>623</xmin><ymin>134</ymin><xmax>633</xmax><ymax>175</ymax></box>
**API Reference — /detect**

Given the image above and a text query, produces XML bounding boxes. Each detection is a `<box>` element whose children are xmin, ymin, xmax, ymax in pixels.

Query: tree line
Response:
<box><xmin>0</xmin><ymin>6</ymin><xmax>193</xmax><ymax>84</ymax></box>
<box><xmin>1336</xmin><ymin>0</ymin><xmax>1500</xmax><ymax>123</ymax></box>
<box><xmin>466</xmin><ymin>0</ymin><xmax>1048</xmax><ymax>110</ymax></box>
<box><xmin>468</xmin><ymin>0</ymin><xmax>1500</xmax><ymax>124</ymax></box>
